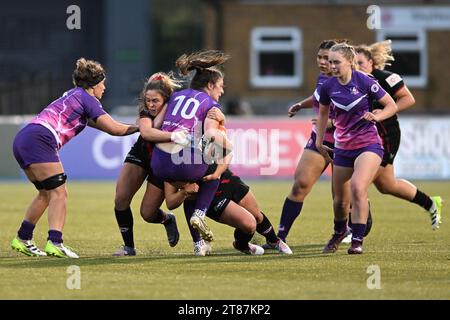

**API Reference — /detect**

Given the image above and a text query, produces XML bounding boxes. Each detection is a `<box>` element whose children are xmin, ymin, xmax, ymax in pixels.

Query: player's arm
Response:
<box><xmin>315</xmin><ymin>104</ymin><xmax>333</xmax><ymax>163</ymax></box>
<box><xmin>139</xmin><ymin>107</ymin><xmax>190</xmax><ymax>146</ymax></box>
<box><xmin>363</xmin><ymin>93</ymin><xmax>398</xmax><ymax>122</ymax></box>
<box><xmin>89</xmin><ymin>114</ymin><xmax>138</xmax><ymax>136</ymax></box>
<box><xmin>393</xmin><ymin>85</ymin><xmax>415</xmax><ymax>112</ymax></box>
<box><xmin>203</xmin><ymin>117</ymin><xmax>233</xmax><ymax>152</ymax></box>
<box><xmin>288</xmin><ymin>95</ymin><xmax>314</xmax><ymax>117</ymax></box>
<box><xmin>207</xmin><ymin>107</ymin><xmax>225</xmax><ymax>125</ymax></box>
<box><xmin>203</xmin><ymin>152</ymin><xmax>233</xmax><ymax>182</ymax></box>
<box><xmin>203</xmin><ymin>108</ymin><xmax>232</xmax><ymax>181</ymax></box>
<box><xmin>152</xmin><ymin>104</ymin><xmax>167</xmax><ymax>129</ymax></box>
<box><xmin>164</xmin><ymin>182</ymin><xmax>199</xmax><ymax>210</ymax></box>
<box><xmin>139</xmin><ymin>117</ymin><xmax>172</xmax><ymax>142</ymax></box>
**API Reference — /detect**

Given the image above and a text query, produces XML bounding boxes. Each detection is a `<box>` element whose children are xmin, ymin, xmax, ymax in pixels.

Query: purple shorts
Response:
<box><xmin>333</xmin><ymin>143</ymin><xmax>384</xmax><ymax>168</ymax></box>
<box><xmin>305</xmin><ymin>131</ymin><xmax>335</xmax><ymax>158</ymax></box>
<box><xmin>12</xmin><ymin>124</ymin><xmax>60</xmax><ymax>169</ymax></box>
<box><xmin>151</xmin><ymin>146</ymin><xmax>209</xmax><ymax>183</ymax></box>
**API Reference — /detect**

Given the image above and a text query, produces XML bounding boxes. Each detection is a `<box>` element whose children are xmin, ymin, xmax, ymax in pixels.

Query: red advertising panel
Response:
<box><xmin>225</xmin><ymin>118</ymin><xmax>332</xmax><ymax>179</ymax></box>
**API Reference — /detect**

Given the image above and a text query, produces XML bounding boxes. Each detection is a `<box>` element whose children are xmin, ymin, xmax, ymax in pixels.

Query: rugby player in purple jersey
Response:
<box><xmin>11</xmin><ymin>58</ymin><xmax>139</xmax><ymax>258</ymax></box>
<box><xmin>275</xmin><ymin>40</ymin><xmax>339</xmax><ymax>246</ymax></box>
<box><xmin>151</xmin><ymin>50</ymin><xmax>233</xmax><ymax>243</ymax></box>
<box><xmin>316</xmin><ymin>43</ymin><xmax>397</xmax><ymax>254</ymax></box>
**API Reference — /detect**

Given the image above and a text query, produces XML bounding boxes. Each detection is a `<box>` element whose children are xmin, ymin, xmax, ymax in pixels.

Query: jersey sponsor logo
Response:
<box><xmin>385</xmin><ymin>73</ymin><xmax>402</xmax><ymax>87</ymax></box>
<box><xmin>371</xmin><ymin>84</ymin><xmax>380</xmax><ymax>93</ymax></box>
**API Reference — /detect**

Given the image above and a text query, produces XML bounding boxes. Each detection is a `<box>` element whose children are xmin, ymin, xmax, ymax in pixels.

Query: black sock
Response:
<box><xmin>256</xmin><ymin>212</ymin><xmax>278</xmax><ymax>243</ymax></box>
<box><xmin>115</xmin><ymin>207</ymin><xmax>134</xmax><ymax>248</ymax></box>
<box><xmin>153</xmin><ymin>209</ymin><xmax>167</xmax><ymax>224</ymax></box>
<box><xmin>365</xmin><ymin>209</ymin><xmax>373</xmax><ymax>237</ymax></box>
<box><xmin>411</xmin><ymin>189</ymin><xmax>433</xmax><ymax>211</ymax></box>
<box><xmin>234</xmin><ymin>229</ymin><xmax>254</xmax><ymax>250</ymax></box>
<box><xmin>348</xmin><ymin>212</ymin><xmax>353</xmax><ymax>229</ymax></box>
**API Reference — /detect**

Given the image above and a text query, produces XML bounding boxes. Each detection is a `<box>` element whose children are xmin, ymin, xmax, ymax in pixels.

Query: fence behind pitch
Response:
<box><xmin>1</xmin><ymin>115</ymin><xmax>449</xmax><ymax>180</ymax></box>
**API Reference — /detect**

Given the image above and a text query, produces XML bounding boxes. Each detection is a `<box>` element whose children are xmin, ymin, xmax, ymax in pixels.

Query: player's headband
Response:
<box><xmin>87</xmin><ymin>73</ymin><xmax>106</xmax><ymax>87</ymax></box>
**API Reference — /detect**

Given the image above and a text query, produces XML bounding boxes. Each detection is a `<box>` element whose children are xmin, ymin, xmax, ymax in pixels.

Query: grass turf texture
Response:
<box><xmin>0</xmin><ymin>180</ymin><xmax>448</xmax><ymax>299</ymax></box>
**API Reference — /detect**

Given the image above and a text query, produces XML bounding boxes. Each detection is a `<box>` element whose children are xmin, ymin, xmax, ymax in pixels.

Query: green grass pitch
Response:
<box><xmin>0</xmin><ymin>180</ymin><xmax>448</xmax><ymax>299</ymax></box>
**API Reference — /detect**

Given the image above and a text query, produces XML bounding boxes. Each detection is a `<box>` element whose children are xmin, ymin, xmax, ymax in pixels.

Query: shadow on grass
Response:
<box><xmin>0</xmin><ymin>243</ymin><xmax>333</xmax><ymax>268</ymax></box>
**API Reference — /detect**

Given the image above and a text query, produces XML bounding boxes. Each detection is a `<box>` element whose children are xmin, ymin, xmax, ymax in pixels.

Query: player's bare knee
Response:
<box><xmin>114</xmin><ymin>193</ymin><xmax>131</xmax><ymax>209</ymax></box>
<box><xmin>351</xmin><ymin>184</ymin><xmax>367</xmax><ymax>203</ymax></box>
<box><xmin>140</xmin><ymin>209</ymin><xmax>156</xmax><ymax>223</ymax></box>
<box><xmin>241</xmin><ymin>218</ymin><xmax>256</xmax><ymax>234</ymax></box>
<box><xmin>37</xmin><ymin>189</ymin><xmax>49</xmax><ymax>199</ymax></box>
<box><xmin>48</xmin><ymin>187</ymin><xmax>67</xmax><ymax>202</ymax></box>
<box><xmin>252</xmin><ymin>210</ymin><xmax>264</xmax><ymax>224</ymax></box>
<box><xmin>374</xmin><ymin>180</ymin><xmax>391</xmax><ymax>194</ymax></box>
<box><xmin>141</xmin><ymin>213</ymin><xmax>152</xmax><ymax>223</ymax></box>
<box><xmin>290</xmin><ymin>181</ymin><xmax>309</xmax><ymax>200</ymax></box>
<box><xmin>333</xmin><ymin>199</ymin><xmax>350</xmax><ymax>213</ymax></box>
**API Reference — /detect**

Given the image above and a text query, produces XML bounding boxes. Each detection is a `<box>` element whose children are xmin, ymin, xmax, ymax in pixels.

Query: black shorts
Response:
<box><xmin>125</xmin><ymin>137</ymin><xmax>150</xmax><ymax>169</ymax></box>
<box><xmin>380</xmin><ymin>129</ymin><xmax>401</xmax><ymax>167</ymax></box>
<box><xmin>206</xmin><ymin>170</ymin><xmax>250</xmax><ymax>221</ymax></box>
<box><xmin>147</xmin><ymin>167</ymin><xmax>164</xmax><ymax>190</ymax></box>
<box><xmin>124</xmin><ymin>137</ymin><xmax>164</xmax><ymax>190</ymax></box>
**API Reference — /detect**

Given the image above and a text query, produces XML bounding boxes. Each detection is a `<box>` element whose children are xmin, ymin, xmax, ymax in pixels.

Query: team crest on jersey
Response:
<box><xmin>386</xmin><ymin>73</ymin><xmax>402</xmax><ymax>87</ymax></box>
<box><xmin>350</xmin><ymin>87</ymin><xmax>359</xmax><ymax>95</ymax></box>
<box><xmin>371</xmin><ymin>84</ymin><xmax>380</xmax><ymax>93</ymax></box>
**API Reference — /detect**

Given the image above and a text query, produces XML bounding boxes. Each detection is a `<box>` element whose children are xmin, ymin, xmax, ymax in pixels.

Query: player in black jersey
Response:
<box><xmin>164</xmin><ymin>169</ymin><xmax>292</xmax><ymax>256</ymax></box>
<box><xmin>112</xmin><ymin>73</ymin><xmax>189</xmax><ymax>256</ymax></box>
<box><xmin>355</xmin><ymin>40</ymin><xmax>442</xmax><ymax>231</ymax></box>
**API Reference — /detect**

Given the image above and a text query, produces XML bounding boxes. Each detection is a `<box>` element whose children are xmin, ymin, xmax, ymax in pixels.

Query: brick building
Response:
<box><xmin>202</xmin><ymin>0</ymin><xmax>450</xmax><ymax>114</ymax></box>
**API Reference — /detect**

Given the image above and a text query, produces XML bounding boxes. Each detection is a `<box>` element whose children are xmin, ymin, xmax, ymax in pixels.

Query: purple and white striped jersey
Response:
<box><xmin>30</xmin><ymin>87</ymin><xmax>106</xmax><ymax>148</ymax></box>
<box><xmin>319</xmin><ymin>70</ymin><xmax>386</xmax><ymax>150</ymax></box>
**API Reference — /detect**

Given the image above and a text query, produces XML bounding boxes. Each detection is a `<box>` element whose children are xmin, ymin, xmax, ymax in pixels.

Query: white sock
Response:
<box><xmin>194</xmin><ymin>209</ymin><xmax>206</xmax><ymax>219</ymax></box>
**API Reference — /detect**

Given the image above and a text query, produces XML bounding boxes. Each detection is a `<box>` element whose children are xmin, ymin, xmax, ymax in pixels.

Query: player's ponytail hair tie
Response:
<box><xmin>137</xmin><ymin>72</ymin><xmax>181</xmax><ymax>114</ymax></box>
<box><xmin>149</xmin><ymin>73</ymin><xmax>165</xmax><ymax>82</ymax></box>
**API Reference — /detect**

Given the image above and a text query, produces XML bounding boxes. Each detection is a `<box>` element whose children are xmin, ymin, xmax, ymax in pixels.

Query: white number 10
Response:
<box><xmin>171</xmin><ymin>95</ymin><xmax>200</xmax><ymax>120</ymax></box>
